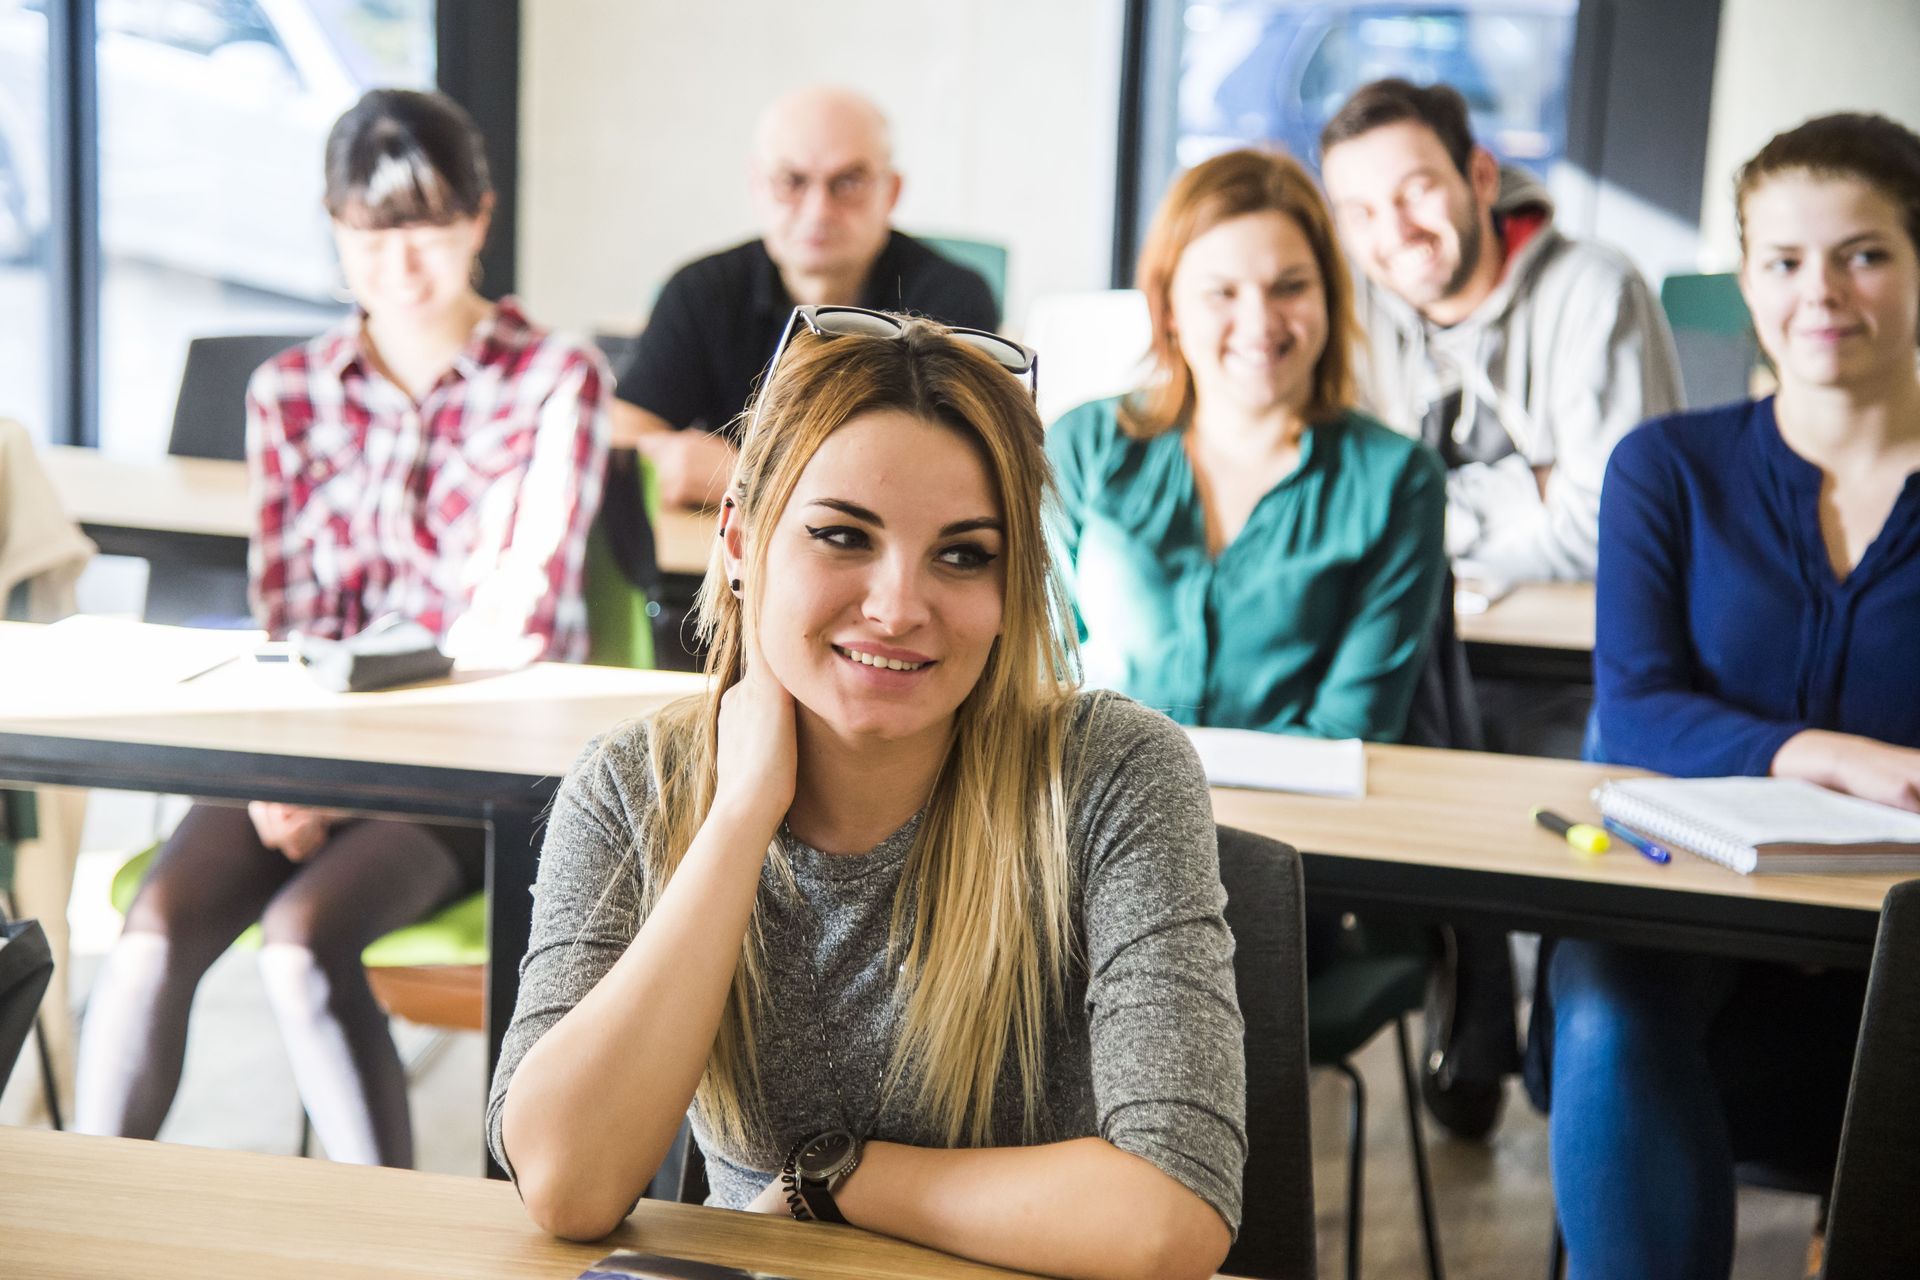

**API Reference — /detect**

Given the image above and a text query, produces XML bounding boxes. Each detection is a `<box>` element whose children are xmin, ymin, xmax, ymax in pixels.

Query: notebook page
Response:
<box><xmin>1603</xmin><ymin>777</ymin><xmax>1920</xmax><ymax>848</ymax></box>
<box><xmin>1184</xmin><ymin>727</ymin><xmax>1367</xmax><ymax>797</ymax></box>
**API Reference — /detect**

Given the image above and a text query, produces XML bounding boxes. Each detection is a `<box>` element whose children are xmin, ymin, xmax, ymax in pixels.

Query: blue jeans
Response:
<box><xmin>1547</xmin><ymin>941</ymin><xmax>1861</xmax><ymax>1280</ymax></box>
<box><xmin>1549</xmin><ymin>941</ymin><xmax>1742</xmax><ymax>1278</ymax></box>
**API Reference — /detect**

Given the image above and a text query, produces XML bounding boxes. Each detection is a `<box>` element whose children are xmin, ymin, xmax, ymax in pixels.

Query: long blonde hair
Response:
<box><xmin>641</xmin><ymin>319</ymin><xmax>1083</xmax><ymax>1148</ymax></box>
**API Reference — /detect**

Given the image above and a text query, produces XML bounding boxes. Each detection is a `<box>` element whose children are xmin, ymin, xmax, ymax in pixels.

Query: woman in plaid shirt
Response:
<box><xmin>76</xmin><ymin>90</ymin><xmax>609</xmax><ymax>1168</ymax></box>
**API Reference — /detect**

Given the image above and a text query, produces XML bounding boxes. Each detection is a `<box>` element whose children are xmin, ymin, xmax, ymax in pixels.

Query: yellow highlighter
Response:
<box><xmin>1532</xmin><ymin>807</ymin><xmax>1610</xmax><ymax>857</ymax></box>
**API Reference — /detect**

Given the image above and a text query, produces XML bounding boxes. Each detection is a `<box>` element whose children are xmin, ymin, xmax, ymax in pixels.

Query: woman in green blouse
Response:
<box><xmin>1050</xmin><ymin>148</ymin><xmax>1446</xmax><ymax>741</ymax></box>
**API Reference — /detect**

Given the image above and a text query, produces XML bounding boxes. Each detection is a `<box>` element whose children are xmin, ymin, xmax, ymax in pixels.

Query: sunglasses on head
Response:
<box><xmin>750</xmin><ymin>305</ymin><xmax>1039</xmax><ymax>436</ymax></box>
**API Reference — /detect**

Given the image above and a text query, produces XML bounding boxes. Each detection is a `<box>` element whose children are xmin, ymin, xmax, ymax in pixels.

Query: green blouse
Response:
<box><xmin>1048</xmin><ymin>397</ymin><xmax>1447</xmax><ymax>741</ymax></box>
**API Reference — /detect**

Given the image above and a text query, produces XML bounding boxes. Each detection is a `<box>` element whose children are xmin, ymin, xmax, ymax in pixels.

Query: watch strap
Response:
<box><xmin>780</xmin><ymin>1132</ymin><xmax>858</xmax><ymax>1224</ymax></box>
<box><xmin>798</xmin><ymin>1176</ymin><xmax>849</xmax><ymax>1224</ymax></box>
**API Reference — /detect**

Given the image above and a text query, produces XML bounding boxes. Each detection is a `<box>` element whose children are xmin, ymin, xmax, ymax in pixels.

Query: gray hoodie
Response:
<box><xmin>1354</xmin><ymin>167</ymin><xmax>1683</xmax><ymax>582</ymax></box>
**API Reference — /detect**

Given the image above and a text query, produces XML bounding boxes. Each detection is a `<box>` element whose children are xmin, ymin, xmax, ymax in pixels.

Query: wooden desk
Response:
<box><xmin>1455</xmin><ymin>582</ymin><xmax>1596</xmax><ymax>683</ymax></box>
<box><xmin>40</xmin><ymin>444</ymin><xmax>250</xmax><ymax>570</ymax></box>
<box><xmin>0</xmin><ymin>620</ymin><xmax>1896</xmax><ymax>1167</ymax></box>
<box><xmin>0</xmin><ymin>1128</ymin><xmax>1026</xmax><ymax>1280</ymax></box>
<box><xmin>37</xmin><ymin>445</ymin><xmax>1595</xmax><ymax>680</ymax></box>
<box><xmin>0</xmin><ymin>621</ymin><xmax>706</xmax><ymax>1174</ymax></box>
<box><xmin>39</xmin><ymin>447</ymin><xmax>718</xmax><ymax>580</ymax></box>
<box><xmin>1217</xmin><ymin>744</ymin><xmax>1897</xmax><ymax>968</ymax></box>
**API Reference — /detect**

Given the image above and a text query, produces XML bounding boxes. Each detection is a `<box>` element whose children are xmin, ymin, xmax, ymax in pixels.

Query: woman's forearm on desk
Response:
<box><xmin>836</xmin><ymin>1137</ymin><xmax>1231</xmax><ymax>1280</ymax></box>
<box><xmin>501</xmin><ymin>808</ymin><xmax>772</xmax><ymax>1239</ymax></box>
<box><xmin>1773</xmin><ymin>730</ymin><xmax>1920</xmax><ymax>812</ymax></box>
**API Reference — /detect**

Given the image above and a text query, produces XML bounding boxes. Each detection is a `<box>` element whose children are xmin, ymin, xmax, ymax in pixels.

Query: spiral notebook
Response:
<box><xmin>1595</xmin><ymin>777</ymin><xmax>1920</xmax><ymax>875</ymax></box>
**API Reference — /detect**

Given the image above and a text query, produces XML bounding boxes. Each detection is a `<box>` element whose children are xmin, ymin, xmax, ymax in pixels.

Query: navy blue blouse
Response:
<box><xmin>1594</xmin><ymin>397</ymin><xmax>1920</xmax><ymax>777</ymax></box>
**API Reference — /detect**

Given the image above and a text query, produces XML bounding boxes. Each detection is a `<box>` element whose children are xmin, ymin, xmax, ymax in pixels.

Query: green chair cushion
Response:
<box><xmin>360</xmin><ymin>892</ymin><xmax>487</xmax><ymax>968</ymax></box>
<box><xmin>585</xmin><ymin>455</ymin><xmax>664</xmax><ymax>670</ymax></box>
<box><xmin>1307</xmin><ymin>954</ymin><xmax>1429</xmax><ymax>1065</ymax></box>
<box><xmin>108</xmin><ymin>844</ymin><xmax>157</xmax><ymax>917</ymax></box>
<box><xmin>111</xmin><ymin>845</ymin><xmax>485</xmax><ymax>966</ymax></box>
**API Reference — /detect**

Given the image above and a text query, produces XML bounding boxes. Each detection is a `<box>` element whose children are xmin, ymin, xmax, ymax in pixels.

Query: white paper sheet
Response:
<box><xmin>34</xmin><ymin>616</ymin><xmax>265</xmax><ymax>686</ymax></box>
<box><xmin>1184</xmin><ymin>726</ymin><xmax>1367</xmax><ymax>797</ymax></box>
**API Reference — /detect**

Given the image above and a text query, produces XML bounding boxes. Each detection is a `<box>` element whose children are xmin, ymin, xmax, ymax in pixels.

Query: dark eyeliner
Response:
<box><xmin>941</xmin><ymin>542</ymin><xmax>999</xmax><ymax>568</ymax></box>
<box><xmin>804</xmin><ymin>524</ymin><xmax>866</xmax><ymax>548</ymax></box>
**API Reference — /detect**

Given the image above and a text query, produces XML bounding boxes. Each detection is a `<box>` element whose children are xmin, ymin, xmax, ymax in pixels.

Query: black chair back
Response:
<box><xmin>1404</xmin><ymin>569</ymin><xmax>1484</xmax><ymax>752</ymax></box>
<box><xmin>1216</xmin><ymin>824</ymin><xmax>1317</xmax><ymax>1280</ymax></box>
<box><xmin>170</xmin><ymin>334</ymin><xmax>315</xmax><ymax>461</ymax></box>
<box><xmin>0</xmin><ymin>916</ymin><xmax>54</xmax><ymax>1093</ymax></box>
<box><xmin>1822</xmin><ymin>879</ymin><xmax>1920</xmax><ymax>1279</ymax></box>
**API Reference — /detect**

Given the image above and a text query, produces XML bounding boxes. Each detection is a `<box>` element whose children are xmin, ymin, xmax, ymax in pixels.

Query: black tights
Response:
<box><xmin>74</xmin><ymin>803</ymin><xmax>481</xmax><ymax>1167</ymax></box>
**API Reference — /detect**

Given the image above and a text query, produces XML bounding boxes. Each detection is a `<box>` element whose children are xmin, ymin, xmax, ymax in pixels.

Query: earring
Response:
<box><xmin>730</xmin><ymin>578</ymin><xmax>742</xmax><ymax>593</ymax></box>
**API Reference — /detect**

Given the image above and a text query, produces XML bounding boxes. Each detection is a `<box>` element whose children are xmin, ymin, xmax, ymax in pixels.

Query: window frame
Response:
<box><xmin>40</xmin><ymin>0</ymin><xmax>520</xmax><ymax>448</ymax></box>
<box><xmin>1111</xmin><ymin>0</ymin><xmax>1723</xmax><ymax>293</ymax></box>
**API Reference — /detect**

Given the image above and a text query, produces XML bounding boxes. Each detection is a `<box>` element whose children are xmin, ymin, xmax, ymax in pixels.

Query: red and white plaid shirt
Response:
<box><xmin>246</xmin><ymin>298</ymin><xmax>609</xmax><ymax>663</ymax></box>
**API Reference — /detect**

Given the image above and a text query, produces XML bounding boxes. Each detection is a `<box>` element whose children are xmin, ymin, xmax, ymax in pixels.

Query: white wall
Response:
<box><xmin>517</xmin><ymin>1</ymin><xmax>1126</xmax><ymax>337</ymax></box>
<box><xmin>1698</xmin><ymin>0</ymin><xmax>1920</xmax><ymax>269</ymax></box>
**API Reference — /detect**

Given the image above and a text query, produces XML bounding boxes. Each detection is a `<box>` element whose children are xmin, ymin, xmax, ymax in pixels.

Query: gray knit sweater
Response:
<box><xmin>485</xmin><ymin>691</ymin><xmax>1247</xmax><ymax>1230</ymax></box>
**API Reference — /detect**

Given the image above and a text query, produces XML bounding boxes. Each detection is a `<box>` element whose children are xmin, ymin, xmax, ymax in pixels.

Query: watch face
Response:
<box><xmin>799</xmin><ymin>1129</ymin><xmax>855</xmax><ymax>1178</ymax></box>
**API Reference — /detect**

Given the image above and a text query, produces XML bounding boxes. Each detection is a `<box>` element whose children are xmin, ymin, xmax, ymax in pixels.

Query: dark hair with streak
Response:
<box><xmin>323</xmin><ymin>89</ymin><xmax>491</xmax><ymax>228</ymax></box>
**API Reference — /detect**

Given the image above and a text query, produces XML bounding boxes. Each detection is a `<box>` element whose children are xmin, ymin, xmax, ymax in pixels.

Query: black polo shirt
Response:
<box><xmin>613</xmin><ymin>231</ymin><xmax>1001</xmax><ymax>437</ymax></box>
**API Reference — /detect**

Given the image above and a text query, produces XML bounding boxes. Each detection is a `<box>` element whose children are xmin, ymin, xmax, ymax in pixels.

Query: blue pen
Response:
<box><xmin>1602</xmin><ymin>817</ymin><xmax>1672</xmax><ymax>865</ymax></box>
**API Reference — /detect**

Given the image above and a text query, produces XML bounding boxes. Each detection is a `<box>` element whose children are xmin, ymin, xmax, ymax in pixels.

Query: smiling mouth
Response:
<box><xmin>833</xmin><ymin>645</ymin><xmax>933</xmax><ymax>672</ymax></box>
<box><xmin>1227</xmin><ymin>341</ymin><xmax>1294</xmax><ymax>367</ymax></box>
<box><xmin>1392</xmin><ymin>244</ymin><xmax>1442</xmax><ymax>273</ymax></box>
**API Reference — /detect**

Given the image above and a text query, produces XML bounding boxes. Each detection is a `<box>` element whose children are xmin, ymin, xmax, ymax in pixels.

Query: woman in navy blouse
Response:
<box><xmin>1550</xmin><ymin>113</ymin><xmax>1920</xmax><ymax>1278</ymax></box>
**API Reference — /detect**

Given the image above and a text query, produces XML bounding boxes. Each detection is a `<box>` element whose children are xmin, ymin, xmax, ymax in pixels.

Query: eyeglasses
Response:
<box><xmin>755</xmin><ymin>307</ymin><xmax>1039</xmax><ymax>437</ymax></box>
<box><xmin>764</xmin><ymin>166</ymin><xmax>880</xmax><ymax>206</ymax></box>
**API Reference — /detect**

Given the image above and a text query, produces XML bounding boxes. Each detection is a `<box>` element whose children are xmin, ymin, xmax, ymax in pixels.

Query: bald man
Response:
<box><xmin>610</xmin><ymin>86</ymin><xmax>999</xmax><ymax>509</ymax></box>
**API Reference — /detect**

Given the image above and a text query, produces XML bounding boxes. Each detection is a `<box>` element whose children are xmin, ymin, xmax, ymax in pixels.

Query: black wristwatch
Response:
<box><xmin>780</xmin><ymin>1129</ymin><xmax>862</xmax><ymax>1224</ymax></box>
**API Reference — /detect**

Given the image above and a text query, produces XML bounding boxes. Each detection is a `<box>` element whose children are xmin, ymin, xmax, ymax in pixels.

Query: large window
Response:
<box><xmin>1119</xmin><ymin>0</ymin><xmax>1584</xmax><ymax>281</ymax></box>
<box><xmin>0</xmin><ymin>0</ymin><xmax>53</xmax><ymax>442</ymax></box>
<box><xmin>12</xmin><ymin>0</ymin><xmax>512</xmax><ymax>456</ymax></box>
<box><xmin>1119</xmin><ymin>0</ymin><xmax>1729</xmax><ymax>289</ymax></box>
<box><xmin>1175</xmin><ymin>1</ymin><xmax>1578</xmax><ymax>172</ymax></box>
<box><xmin>97</xmin><ymin>0</ymin><xmax>435</xmax><ymax>457</ymax></box>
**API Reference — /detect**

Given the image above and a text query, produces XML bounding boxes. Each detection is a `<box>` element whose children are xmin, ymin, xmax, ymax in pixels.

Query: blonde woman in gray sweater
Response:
<box><xmin>487</xmin><ymin>309</ymin><xmax>1248</xmax><ymax>1280</ymax></box>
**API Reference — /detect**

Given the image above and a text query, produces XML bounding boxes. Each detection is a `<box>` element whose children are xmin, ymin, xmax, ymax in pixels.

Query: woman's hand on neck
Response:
<box><xmin>361</xmin><ymin>289</ymin><xmax>494</xmax><ymax>403</ymax></box>
<box><xmin>783</xmin><ymin>709</ymin><xmax>954</xmax><ymax>856</ymax></box>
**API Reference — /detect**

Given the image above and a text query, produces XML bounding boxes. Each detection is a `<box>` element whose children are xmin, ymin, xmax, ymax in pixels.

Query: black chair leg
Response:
<box><xmin>297</xmin><ymin>1110</ymin><xmax>312</xmax><ymax>1158</ymax></box>
<box><xmin>33</xmin><ymin>1014</ymin><xmax>63</xmax><ymax>1130</ymax></box>
<box><xmin>1395</xmin><ymin>1015</ymin><xmax>1447</xmax><ymax>1280</ymax></box>
<box><xmin>1335</xmin><ymin>1060</ymin><xmax>1367</xmax><ymax>1280</ymax></box>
